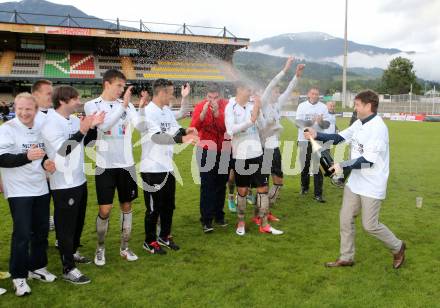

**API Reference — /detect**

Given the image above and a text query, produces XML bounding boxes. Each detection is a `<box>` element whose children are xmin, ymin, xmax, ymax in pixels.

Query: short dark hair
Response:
<box><xmin>31</xmin><ymin>79</ymin><xmax>52</xmax><ymax>94</ymax></box>
<box><xmin>206</xmin><ymin>83</ymin><xmax>220</xmax><ymax>94</ymax></box>
<box><xmin>153</xmin><ymin>78</ymin><xmax>173</xmax><ymax>95</ymax></box>
<box><xmin>355</xmin><ymin>90</ymin><xmax>379</xmax><ymax>113</ymax></box>
<box><xmin>52</xmin><ymin>86</ymin><xmax>79</xmax><ymax>109</ymax></box>
<box><xmin>102</xmin><ymin>69</ymin><xmax>126</xmax><ymax>86</ymax></box>
<box><xmin>308</xmin><ymin>87</ymin><xmax>320</xmax><ymax>93</ymax></box>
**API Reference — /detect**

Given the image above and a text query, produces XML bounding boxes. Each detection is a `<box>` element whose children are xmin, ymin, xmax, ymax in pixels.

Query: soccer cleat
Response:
<box><xmin>267</xmin><ymin>212</ymin><xmax>280</xmax><ymax>222</ymax></box>
<box><xmin>158</xmin><ymin>236</ymin><xmax>180</xmax><ymax>251</ymax></box>
<box><xmin>143</xmin><ymin>241</ymin><xmax>166</xmax><ymax>255</ymax></box>
<box><xmin>259</xmin><ymin>224</ymin><xmax>284</xmax><ymax>235</ymax></box>
<box><xmin>74</xmin><ymin>251</ymin><xmax>92</xmax><ymax>264</ymax></box>
<box><xmin>62</xmin><ymin>268</ymin><xmax>91</xmax><ymax>285</ymax></box>
<box><xmin>120</xmin><ymin>248</ymin><xmax>138</xmax><ymax>261</ymax></box>
<box><xmin>28</xmin><ymin>267</ymin><xmax>57</xmax><ymax>282</ymax></box>
<box><xmin>252</xmin><ymin>216</ymin><xmax>261</xmax><ymax>226</ymax></box>
<box><xmin>236</xmin><ymin>221</ymin><xmax>246</xmax><ymax>236</ymax></box>
<box><xmin>0</xmin><ymin>288</ymin><xmax>6</xmax><ymax>296</ymax></box>
<box><xmin>49</xmin><ymin>215</ymin><xmax>55</xmax><ymax>231</ymax></box>
<box><xmin>227</xmin><ymin>198</ymin><xmax>237</xmax><ymax>213</ymax></box>
<box><xmin>94</xmin><ymin>247</ymin><xmax>106</xmax><ymax>266</ymax></box>
<box><xmin>0</xmin><ymin>271</ymin><xmax>11</xmax><ymax>280</ymax></box>
<box><xmin>12</xmin><ymin>278</ymin><xmax>31</xmax><ymax>296</ymax></box>
<box><xmin>203</xmin><ymin>224</ymin><xmax>214</xmax><ymax>233</ymax></box>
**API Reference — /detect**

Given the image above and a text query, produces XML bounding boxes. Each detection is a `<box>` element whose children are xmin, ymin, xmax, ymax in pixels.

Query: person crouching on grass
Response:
<box><xmin>304</xmin><ymin>90</ymin><xmax>406</xmax><ymax>269</ymax></box>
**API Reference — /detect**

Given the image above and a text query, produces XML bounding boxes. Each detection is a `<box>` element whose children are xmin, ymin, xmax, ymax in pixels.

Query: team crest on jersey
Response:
<box><xmin>121</xmin><ymin>111</ymin><xmax>127</xmax><ymax>120</ymax></box>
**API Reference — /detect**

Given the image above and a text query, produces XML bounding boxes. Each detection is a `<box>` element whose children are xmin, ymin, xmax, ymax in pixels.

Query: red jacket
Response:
<box><xmin>190</xmin><ymin>98</ymin><xmax>229</xmax><ymax>151</ymax></box>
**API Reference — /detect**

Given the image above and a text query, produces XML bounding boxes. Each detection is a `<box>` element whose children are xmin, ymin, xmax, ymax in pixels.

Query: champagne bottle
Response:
<box><xmin>304</xmin><ymin>128</ymin><xmax>345</xmax><ymax>187</ymax></box>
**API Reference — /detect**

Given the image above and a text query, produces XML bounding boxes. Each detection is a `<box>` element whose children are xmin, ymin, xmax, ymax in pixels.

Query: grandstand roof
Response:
<box><xmin>0</xmin><ymin>10</ymin><xmax>249</xmax><ymax>48</ymax></box>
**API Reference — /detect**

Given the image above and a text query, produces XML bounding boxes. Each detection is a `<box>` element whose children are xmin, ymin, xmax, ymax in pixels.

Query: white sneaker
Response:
<box><xmin>94</xmin><ymin>247</ymin><xmax>106</xmax><ymax>266</ymax></box>
<box><xmin>29</xmin><ymin>267</ymin><xmax>57</xmax><ymax>282</ymax></box>
<box><xmin>0</xmin><ymin>287</ymin><xmax>6</xmax><ymax>295</ymax></box>
<box><xmin>268</xmin><ymin>226</ymin><xmax>284</xmax><ymax>235</ymax></box>
<box><xmin>120</xmin><ymin>248</ymin><xmax>138</xmax><ymax>261</ymax></box>
<box><xmin>236</xmin><ymin>221</ymin><xmax>246</xmax><ymax>236</ymax></box>
<box><xmin>12</xmin><ymin>278</ymin><xmax>31</xmax><ymax>296</ymax></box>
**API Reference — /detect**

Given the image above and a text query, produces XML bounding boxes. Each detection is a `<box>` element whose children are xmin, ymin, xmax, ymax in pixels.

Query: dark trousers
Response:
<box><xmin>298</xmin><ymin>141</ymin><xmax>323</xmax><ymax>196</ymax></box>
<box><xmin>8</xmin><ymin>193</ymin><xmax>50</xmax><ymax>279</ymax></box>
<box><xmin>196</xmin><ymin>148</ymin><xmax>228</xmax><ymax>225</ymax></box>
<box><xmin>141</xmin><ymin>172</ymin><xmax>175</xmax><ymax>244</ymax></box>
<box><xmin>52</xmin><ymin>183</ymin><xmax>88</xmax><ymax>273</ymax></box>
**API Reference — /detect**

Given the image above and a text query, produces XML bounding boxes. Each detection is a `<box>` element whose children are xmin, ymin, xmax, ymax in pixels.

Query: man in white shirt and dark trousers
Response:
<box><xmin>225</xmin><ymin>82</ymin><xmax>283</xmax><ymax>236</ymax></box>
<box><xmin>135</xmin><ymin>79</ymin><xmax>198</xmax><ymax>254</ymax></box>
<box><xmin>0</xmin><ymin>93</ymin><xmax>57</xmax><ymax>296</ymax></box>
<box><xmin>31</xmin><ymin>79</ymin><xmax>56</xmax><ymax>232</ymax></box>
<box><xmin>84</xmin><ymin>70</ymin><xmax>140</xmax><ymax>266</ymax></box>
<box><xmin>304</xmin><ymin>90</ymin><xmax>405</xmax><ymax>269</ymax></box>
<box><xmin>42</xmin><ymin>86</ymin><xmax>104</xmax><ymax>284</ymax></box>
<box><xmin>296</xmin><ymin>88</ymin><xmax>330</xmax><ymax>202</ymax></box>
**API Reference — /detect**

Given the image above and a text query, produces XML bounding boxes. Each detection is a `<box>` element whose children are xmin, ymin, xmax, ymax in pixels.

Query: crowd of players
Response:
<box><xmin>0</xmin><ymin>57</ymin><xmax>405</xmax><ymax>297</ymax></box>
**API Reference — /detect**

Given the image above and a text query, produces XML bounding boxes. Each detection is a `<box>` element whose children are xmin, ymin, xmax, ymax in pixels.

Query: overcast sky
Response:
<box><xmin>2</xmin><ymin>0</ymin><xmax>440</xmax><ymax>80</ymax></box>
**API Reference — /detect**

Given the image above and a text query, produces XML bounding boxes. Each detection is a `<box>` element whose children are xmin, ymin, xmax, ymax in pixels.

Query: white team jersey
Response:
<box><xmin>263</xmin><ymin>102</ymin><xmax>283</xmax><ymax>149</ymax></box>
<box><xmin>225</xmin><ymin>97</ymin><xmax>264</xmax><ymax>160</ymax></box>
<box><xmin>261</xmin><ymin>73</ymin><xmax>298</xmax><ymax>150</ymax></box>
<box><xmin>84</xmin><ymin>97</ymin><xmax>138</xmax><ymax>169</ymax></box>
<box><xmin>339</xmin><ymin>115</ymin><xmax>390</xmax><ymax>200</ymax></box>
<box><xmin>138</xmin><ymin>102</ymin><xmax>179</xmax><ymax>173</ymax></box>
<box><xmin>324</xmin><ymin>113</ymin><xmax>337</xmax><ymax>134</ymax></box>
<box><xmin>0</xmin><ymin>117</ymin><xmax>48</xmax><ymax>198</ymax></box>
<box><xmin>41</xmin><ymin>111</ymin><xmax>86</xmax><ymax>190</ymax></box>
<box><xmin>296</xmin><ymin>101</ymin><xmax>330</xmax><ymax>141</ymax></box>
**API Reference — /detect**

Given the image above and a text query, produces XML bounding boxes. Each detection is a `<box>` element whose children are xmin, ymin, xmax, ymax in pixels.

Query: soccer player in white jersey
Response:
<box><xmin>0</xmin><ymin>93</ymin><xmax>57</xmax><ymax>296</ymax></box>
<box><xmin>295</xmin><ymin>87</ymin><xmax>330</xmax><ymax>203</ymax></box>
<box><xmin>31</xmin><ymin>79</ymin><xmax>56</xmax><ymax>232</ymax></box>
<box><xmin>42</xmin><ymin>86</ymin><xmax>104</xmax><ymax>284</ymax></box>
<box><xmin>135</xmin><ymin>78</ymin><xmax>198</xmax><ymax>254</ymax></box>
<box><xmin>225</xmin><ymin>82</ymin><xmax>283</xmax><ymax>236</ymax></box>
<box><xmin>84</xmin><ymin>69</ymin><xmax>140</xmax><ymax>266</ymax></box>
<box><xmin>260</xmin><ymin>57</ymin><xmax>305</xmax><ymax>214</ymax></box>
<box><xmin>304</xmin><ymin>90</ymin><xmax>406</xmax><ymax>269</ymax></box>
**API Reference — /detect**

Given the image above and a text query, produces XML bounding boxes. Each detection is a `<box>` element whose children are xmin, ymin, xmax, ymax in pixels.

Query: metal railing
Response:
<box><xmin>0</xmin><ymin>10</ymin><xmax>240</xmax><ymax>38</ymax></box>
<box><xmin>379</xmin><ymin>94</ymin><xmax>440</xmax><ymax>114</ymax></box>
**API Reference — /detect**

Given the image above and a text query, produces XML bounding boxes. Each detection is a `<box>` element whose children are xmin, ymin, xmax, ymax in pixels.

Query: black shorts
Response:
<box><xmin>233</xmin><ymin>155</ymin><xmax>269</xmax><ymax>188</ymax></box>
<box><xmin>95</xmin><ymin>166</ymin><xmax>138</xmax><ymax>205</ymax></box>
<box><xmin>264</xmin><ymin>147</ymin><xmax>283</xmax><ymax>178</ymax></box>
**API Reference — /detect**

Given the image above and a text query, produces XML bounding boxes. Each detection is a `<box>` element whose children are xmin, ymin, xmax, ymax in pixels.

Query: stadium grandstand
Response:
<box><xmin>0</xmin><ymin>10</ymin><xmax>249</xmax><ymax>101</ymax></box>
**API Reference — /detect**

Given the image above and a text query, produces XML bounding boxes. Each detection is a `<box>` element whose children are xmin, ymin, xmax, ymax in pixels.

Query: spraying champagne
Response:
<box><xmin>304</xmin><ymin>128</ymin><xmax>345</xmax><ymax>187</ymax></box>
